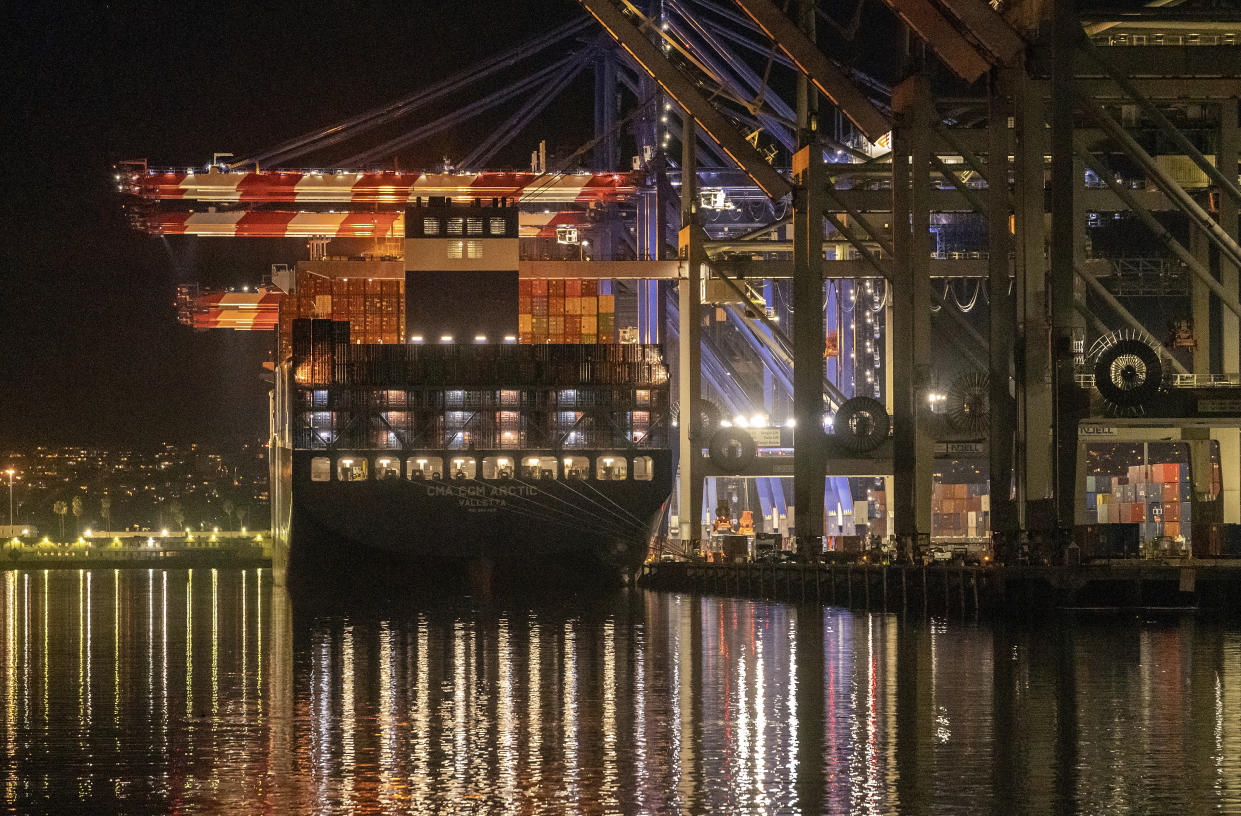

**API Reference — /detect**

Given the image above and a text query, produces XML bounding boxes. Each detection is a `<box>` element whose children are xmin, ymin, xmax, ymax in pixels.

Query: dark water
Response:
<box><xmin>1</xmin><ymin>569</ymin><xmax>1240</xmax><ymax>814</ymax></box>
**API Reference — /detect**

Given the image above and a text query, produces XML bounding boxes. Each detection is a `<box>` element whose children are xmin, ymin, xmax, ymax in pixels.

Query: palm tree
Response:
<box><xmin>223</xmin><ymin>499</ymin><xmax>235</xmax><ymax>529</ymax></box>
<box><xmin>53</xmin><ymin>501</ymin><xmax>68</xmax><ymax>540</ymax></box>
<box><xmin>234</xmin><ymin>504</ymin><xmax>249</xmax><ymax>530</ymax></box>
<box><xmin>71</xmin><ymin>496</ymin><xmax>84</xmax><ymax>536</ymax></box>
<box><xmin>100</xmin><ymin>496</ymin><xmax>113</xmax><ymax>531</ymax></box>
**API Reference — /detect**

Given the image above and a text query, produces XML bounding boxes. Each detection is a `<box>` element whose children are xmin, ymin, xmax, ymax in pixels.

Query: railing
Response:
<box><xmin>1076</xmin><ymin>372</ymin><xmax>1241</xmax><ymax>389</ymax></box>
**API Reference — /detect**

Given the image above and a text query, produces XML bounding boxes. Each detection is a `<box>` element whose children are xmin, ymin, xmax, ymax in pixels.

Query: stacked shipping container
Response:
<box><xmin>1085</xmin><ymin>463</ymin><xmax>1192</xmax><ymax>542</ymax></box>
<box><xmin>281</xmin><ymin>269</ymin><xmax>405</xmax><ymax>346</ymax></box>
<box><xmin>931</xmin><ymin>481</ymin><xmax>991</xmax><ymax>541</ymax></box>
<box><xmin>518</xmin><ymin>279</ymin><xmax>616</xmax><ymax>344</ymax></box>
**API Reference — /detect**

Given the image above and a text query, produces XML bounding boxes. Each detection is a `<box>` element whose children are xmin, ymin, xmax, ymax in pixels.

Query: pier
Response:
<box><xmin>3</xmin><ymin>531</ymin><xmax>269</xmax><ymax>570</ymax></box>
<box><xmin>639</xmin><ymin>560</ymin><xmax>1241</xmax><ymax>614</ymax></box>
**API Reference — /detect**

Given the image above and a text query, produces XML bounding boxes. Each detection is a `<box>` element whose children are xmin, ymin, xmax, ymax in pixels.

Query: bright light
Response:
<box><xmin>3</xmin><ymin>469</ymin><xmax>12</xmax><ymax>477</ymax></box>
<box><xmin>411</xmin><ymin>335</ymin><xmax>424</xmax><ymax>343</ymax></box>
<box><xmin>440</xmin><ymin>335</ymin><xmax>454</xmax><ymax>343</ymax></box>
<box><xmin>603</xmin><ymin>458</ymin><xmax>614</xmax><ymax>465</ymax></box>
<box><xmin>504</xmin><ymin>335</ymin><xmax>516</xmax><ymax>343</ymax></box>
<box><xmin>497</xmin><ymin>458</ymin><xmax>509</xmax><ymax>466</ymax></box>
<box><xmin>84</xmin><ymin>528</ymin><xmax>92</xmax><ymax>537</ymax></box>
<box><xmin>161</xmin><ymin>529</ymin><xmax>169</xmax><ymax>537</ymax></box>
<box><xmin>474</xmin><ymin>335</ymin><xmax>487</xmax><ymax>343</ymax></box>
<box><xmin>213</xmin><ymin>527</ymin><xmax>219</xmax><ymax>533</ymax></box>
<box><xmin>416</xmin><ymin>459</ymin><xmax>427</xmax><ymax>467</ymax></box>
<box><xmin>751</xmin><ymin>414</ymin><xmax>767</xmax><ymax>427</ymax></box>
<box><xmin>720</xmin><ymin>420</ymin><xmax>732</xmax><ymax>427</ymax></box>
<box><xmin>785</xmin><ymin>418</ymin><xmax>796</xmax><ymax>428</ymax></box>
<box><xmin>341</xmin><ymin>459</ymin><xmax>353</xmax><ymax>466</ymax></box>
<box><xmin>734</xmin><ymin>416</ymin><xmax>748</xmax><ymax>427</ymax></box>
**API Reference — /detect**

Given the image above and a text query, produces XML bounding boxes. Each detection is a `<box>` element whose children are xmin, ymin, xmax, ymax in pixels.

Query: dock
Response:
<box><xmin>639</xmin><ymin>560</ymin><xmax>1241</xmax><ymax>614</ymax></box>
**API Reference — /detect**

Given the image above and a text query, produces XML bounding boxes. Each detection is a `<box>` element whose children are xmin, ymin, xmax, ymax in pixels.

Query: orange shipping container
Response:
<box><xmin>1164</xmin><ymin>521</ymin><xmax>1181</xmax><ymax>538</ymax></box>
<box><xmin>518</xmin><ymin>279</ymin><xmax>533</xmax><ymax>296</ymax></box>
<box><xmin>581</xmin><ymin>297</ymin><xmax>597</xmax><ymax>315</ymax></box>
<box><xmin>565</xmin><ymin>279</ymin><xmax>581</xmax><ymax>297</ymax></box>
<box><xmin>549</xmin><ymin>297</ymin><xmax>564</xmax><ymax>314</ymax></box>
<box><xmin>532</xmin><ymin>279</ymin><xmax>548</xmax><ymax>296</ymax></box>
<box><xmin>599</xmin><ymin>294</ymin><xmax>615</xmax><ymax>313</ymax></box>
<box><xmin>518</xmin><ymin>314</ymin><xmax>532</xmax><ymax>332</ymax></box>
<box><xmin>582</xmin><ymin>279</ymin><xmax>597</xmax><ymax>297</ymax></box>
<box><xmin>565</xmin><ymin>297</ymin><xmax>581</xmax><ymax>315</ymax></box>
<box><xmin>549</xmin><ymin>279</ymin><xmax>565</xmax><ymax>297</ymax></box>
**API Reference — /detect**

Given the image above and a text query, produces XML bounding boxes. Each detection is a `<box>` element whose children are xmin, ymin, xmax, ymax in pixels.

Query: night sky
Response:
<box><xmin>3</xmin><ymin>0</ymin><xmax>585</xmax><ymax>450</ymax></box>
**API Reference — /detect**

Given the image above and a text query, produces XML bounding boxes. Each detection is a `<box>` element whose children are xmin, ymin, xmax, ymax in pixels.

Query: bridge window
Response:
<box><xmin>375</xmin><ymin>457</ymin><xmax>401</xmax><ymax>480</ymax></box>
<box><xmin>406</xmin><ymin>456</ymin><xmax>443</xmax><ymax>480</ymax></box>
<box><xmin>489</xmin><ymin>217</ymin><xmax>507</xmax><ymax>236</ymax></box>
<box><xmin>448</xmin><ymin>241</ymin><xmax>465</xmax><ymax>259</ymax></box>
<box><xmin>447</xmin><ymin>217</ymin><xmax>464</xmax><ymax>236</ymax></box>
<box><xmin>449</xmin><ymin>457</ymin><xmax>477</xmax><ymax>480</ymax></box>
<box><xmin>596</xmin><ymin>455</ymin><xmax>627</xmax><ymax>481</ymax></box>
<box><xmin>633</xmin><ymin>456</ymin><xmax>654</xmax><ymax>481</ymax></box>
<box><xmin>482</xmin><ymin>456</ymin><xmax>516</xmax><ymax>479</ymax></box>
<box><xmin>467</xmin><ymin>240</ymin><xmax>483</xmax><ymax>259</ymax></box>
<box><xmin>562</xmin><ymin>455</ymin><xmax>589</xmax><ymax>480</ymax></box>
<box><xmin>422</xmin><ymin>217</ymin><xmax>440</xmax><ymax>236</ymax></box>
<box><xmin>337</xmin><ymin>456</ymin><xmax>368</xmax><ymax>482</ymax></box>
<box><xmin>466</xmin><ymin>217</ymin><xmax>484</xmax><ymax>235</ymax></box>
<box><xmin>310</xmin><ymin>457</ymin><xmax>332</xmax><ymax>482</ymax></box>
<box><xmin>522</xmin><ymin>455</ymin><xmax>558</xmax><ymax>480</ymax></box>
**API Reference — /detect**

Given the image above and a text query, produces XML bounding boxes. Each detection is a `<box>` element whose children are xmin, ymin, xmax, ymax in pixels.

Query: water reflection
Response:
<box><xmin>0</xmin><ymin>569</ymin><xmax>1239</xmax><ymax>813</ymax></box>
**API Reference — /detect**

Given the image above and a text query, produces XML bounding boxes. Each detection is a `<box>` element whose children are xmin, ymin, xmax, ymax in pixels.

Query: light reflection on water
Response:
<box><xmin>0</xmin><ymin>568</ymin><xmax>1238</xmax><ymax>814</ymax></box>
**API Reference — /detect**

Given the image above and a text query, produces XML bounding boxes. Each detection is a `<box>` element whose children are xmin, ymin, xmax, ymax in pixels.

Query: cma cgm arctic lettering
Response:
<box><xmin>268</xmin><ymin>199</ymin><xmax>674</xmax><ymax>586</ymax></box>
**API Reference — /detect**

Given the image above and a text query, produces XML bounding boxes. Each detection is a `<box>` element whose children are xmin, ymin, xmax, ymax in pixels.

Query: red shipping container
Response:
<box><xmin>549</xmin><ymin>279</ymin><xmax>565</xmax><ymax>297</ymax></box>
<box><xmin>549</xmin><ymin>297</ymin><xmax>564</xmax><ymax>314</ymax></box>
<box><xmin>1165</xmin><ymin>502</ymin><xmax>1180</xmax><ymax>521</ymax></box>
<box><xmin>518</xmin><ymin>279</ymin><xmax>533</xmax><ymax>296</ymax></box>
<box><xmin>1130</xmin><ymin>504</ymin><xmax>1144</xmax><ymax>523</ymax></box>
<box><xmin>518</xmin><ymin>295</ymin><xmax>532</xmax><ymax>313</ymax></box>
<box><xmin>565</xmin><ymin>315</ymin><xmax>581</xmax><ymax>335</ymax></box>
<box><xmin>565</xmin><ymin>279</ymin><xmax>581</xmax><ymax>297</ymax></box>
<box><xmin>532</xmin><ymin>279</ymin><xmax>548</xmax><ymax>296</ymax></box>
<box><xmin>1161</xmin><ymin>483</ymin><xmax>1178</xmax><ymax>502</ymax></box>
<box><xmin>1166</xmin><ymin>463</ymin><xmax>1180</xmax><ymax>481</ymax></box>
<box><xmin>1164</xmin><ymin>521</ymin><xmax>1180</xmax><ymax>538</ymax></box>
<box><xmin>582</xmin><ymin>279</ymin><xmax>597</xmax><ymax>297</ymax></box>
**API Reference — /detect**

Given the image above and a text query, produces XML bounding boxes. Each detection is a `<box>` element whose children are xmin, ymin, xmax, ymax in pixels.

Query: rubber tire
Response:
<box><xmin>708</xmin><ymin>428</ymin><xmax>757</xmax><ymax>472</ymax></box>
<box><xmin>1094</xmin><ymin>339</ymin><xmax>1162</xmax><ymax>407</ymax></box>
<box><xmin>833</xmin><ymin>396</ymin><xmax>890</xmax><ymax>454</ymax></box>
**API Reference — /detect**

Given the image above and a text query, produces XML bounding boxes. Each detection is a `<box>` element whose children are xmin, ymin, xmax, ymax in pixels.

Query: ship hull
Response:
<box><xmin>277</xmin><ymin>450</ymin><xmax>672</xmax><ymax>589</ymax></box>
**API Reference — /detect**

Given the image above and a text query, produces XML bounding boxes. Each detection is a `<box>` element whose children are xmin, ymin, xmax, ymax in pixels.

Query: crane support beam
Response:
<box><xmin>933</xmin><ymin>0</ymin><xmax>1026</xmax><ymax>65</ymax></box>
<box><xmin>579</xmin><ymin>0</ymin><xmax>793</xmax><ymax>199</ymax></box>
<box><xmin>874</xmin><ymin>0</ymin><xmax>992</xmax><ymax>82</ymax></box>
<box><xmin>732</xmin><ymin>0</ymin><xmax>891</xmax><ymax>141</ymax></box>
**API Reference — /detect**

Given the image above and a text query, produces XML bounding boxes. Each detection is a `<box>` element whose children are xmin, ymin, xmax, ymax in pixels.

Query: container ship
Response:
<box><xmin>268</xmin><ymin>198</ymin><xmax>674</xmax><ymax>587</ymax></box>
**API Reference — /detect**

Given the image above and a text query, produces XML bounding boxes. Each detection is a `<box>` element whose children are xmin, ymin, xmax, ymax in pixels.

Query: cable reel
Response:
<box><xmin>1091</xmin><ymin>332</ymin><xmax>1163</xmax><ymax>408</ymax></box>
<box><xmin>708</xmin><ymin>428</ymin><xmax>757</xmax><ymax>472</ymax></box>
<box><xmin>692</xmin><ymin>399</ymin><xmax>723</xmax><ymax>440</ymax></box>
<box><xmin>945</xmin><ymin>372</ymin><xmax>990</xmax><ymax>434</ymax></box>
<box><xmin>832</xmin><ymin>396</ymin><xmax>890</xmax><ymax>454</ymax></box>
